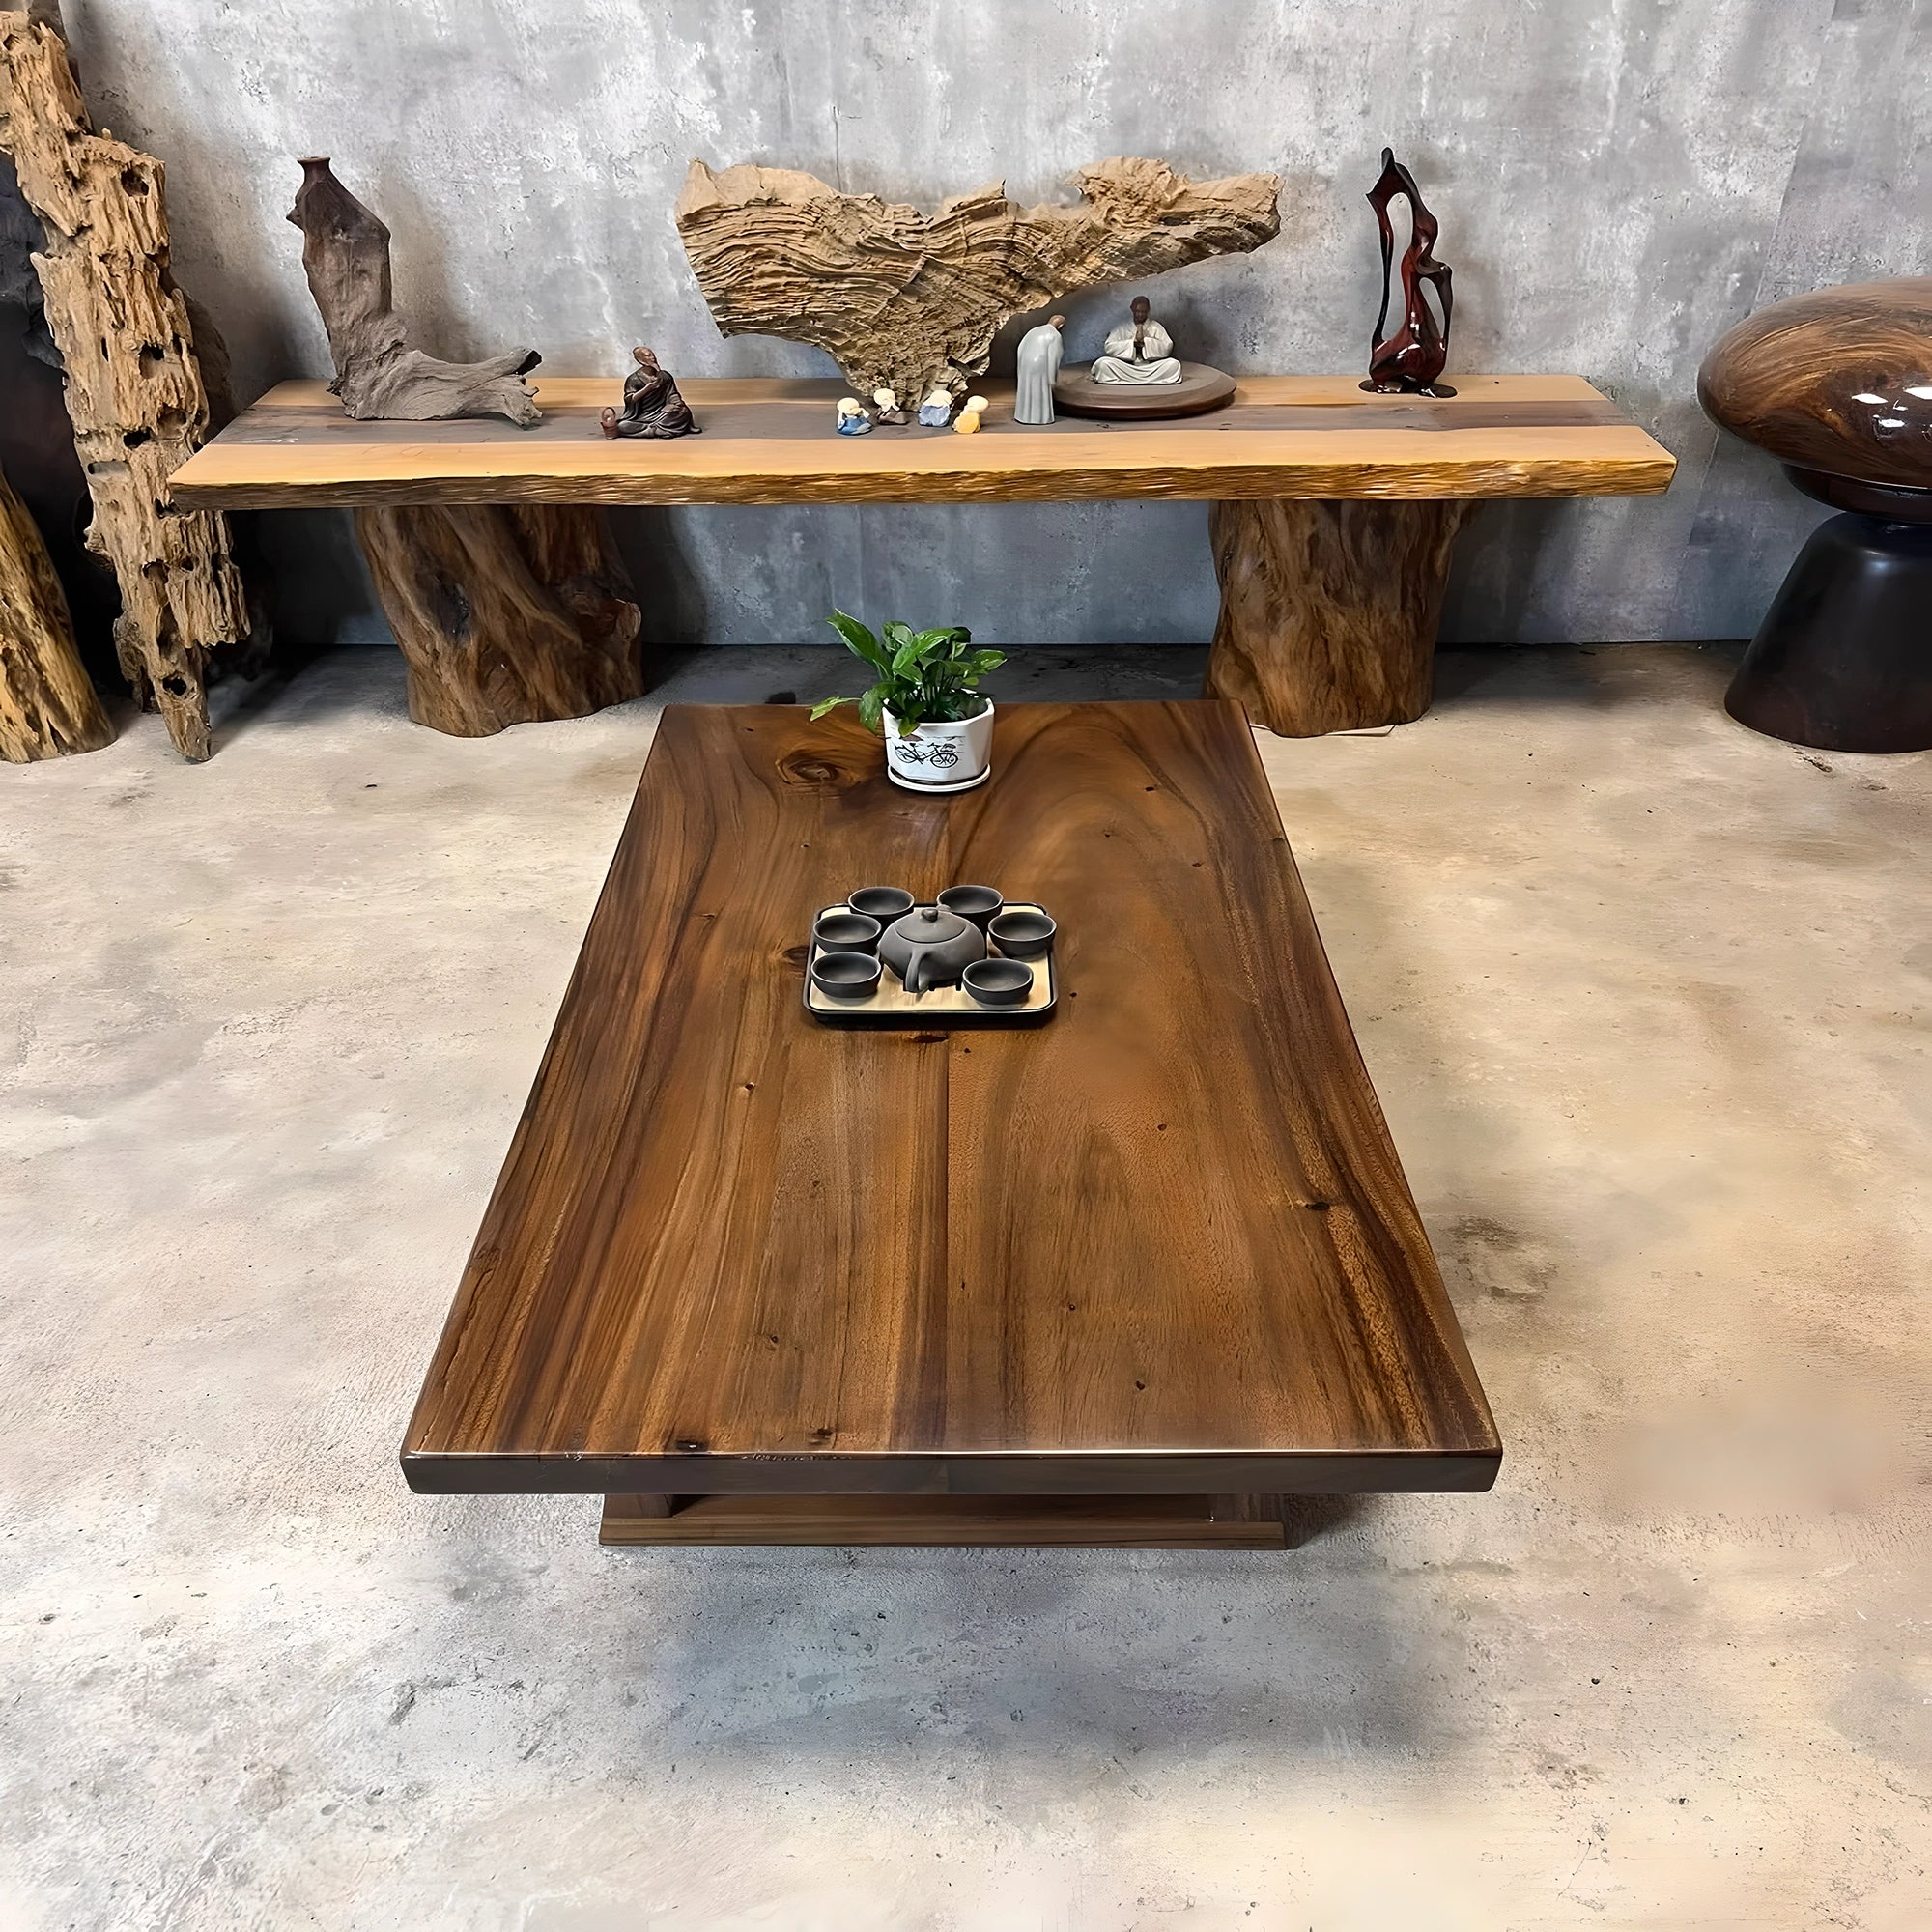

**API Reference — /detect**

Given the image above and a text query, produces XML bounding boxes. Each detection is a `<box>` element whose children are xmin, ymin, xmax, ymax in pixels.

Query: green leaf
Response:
<box><xmin>882</xmin><ymin>620</ymin><xmax>915</xmax><ymax>650</ymax></box>
<box><xmin>856</xmin><ymin>682</ymin><xmax>886</xmax><ymax>736</ymax></box>
<box><xmin>809</xmin><ymin>696</ymin><xmax>852</xmax><ymax>719</ymax></box>
<box><xmin>896</xmin><ymin>710</ymin><xmax>923</xmax><ymax>737</ymax></box>
<box><xmin>826</xmin><ymin>610</ymin><xmax>888</xmax><ymax>669</ymax></box>
<box><xmin>891</xmin><ymin>638</ymin><xmax>925</xmax><ymax>677</ymax></box>
<box><xmin>968</xmin><ymin>650</ymin><xmax>1005</xmax><ymax>675</ymax></box>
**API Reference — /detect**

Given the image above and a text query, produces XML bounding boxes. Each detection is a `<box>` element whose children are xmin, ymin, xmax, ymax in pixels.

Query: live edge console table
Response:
<box><xmin>169</xmin><ymin>374</ymin><xmax>1674</xmax><ymax>737</ymax></box>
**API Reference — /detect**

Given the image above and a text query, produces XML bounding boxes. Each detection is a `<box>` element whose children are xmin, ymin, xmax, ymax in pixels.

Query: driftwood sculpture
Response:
<box><xmin>675</xmin><ymin>156</ymin><xmax>1281</xmax><ymax>400</ymax></box>
<box><xmin>0</xmin><ymin>8</ymin><xmax>250</xmax><ymax>761</ymax></box>
<box><xmin>1</xmin><ymin>457</ymin><xmax>110</xmax><ymax>759</ymax></box>
<box><xmin>289</xmin><ymin>157</ymin><xmax>542</xmax><ymax>425</ymax></box>
<box><xmin>1362</xmin><ymin>148</ymin><xmax>1455</xmax><ymax>398</ymax></box>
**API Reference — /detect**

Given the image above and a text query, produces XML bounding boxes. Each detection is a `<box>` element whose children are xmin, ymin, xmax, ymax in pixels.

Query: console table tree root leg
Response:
<box><xmin>353</xmin><ymin>504</ymin><xmax>644</xmax><ymax>736</ymax></box>
<box><xmin>1206</xmin><ymin>497</ymin><xmax>1478</xmax><ymax>736</ymax></box>
<box><xmin>1</xmin><ymin>462</ymin><xmax>111</xmax><ymax>761</ymax></box>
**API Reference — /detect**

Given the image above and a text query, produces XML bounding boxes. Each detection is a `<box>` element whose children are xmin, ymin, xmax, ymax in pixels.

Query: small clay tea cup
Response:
<box><xmin>812</xmin><ymin>910</ymin><xmax>881</xmax><ymax>954</ymax></box>
<box><xmin>810</xmin><ymin>951</ymin><xmax>883</xmax><ymax>1002</ymax></box>
<box><xmin>938</xmin><ymin>884</ymin><xmax>1004</xmax><ymax>931</ymax></box>
<box><xmin>962</xmin><ymin>957</ymin><xmax>1034</xmax><ymax>1009</ymax></box>
<box><xmin>988</xmin><ymin>907</ymin><xmax>1056</xmax><ymax>959</ymax></box>
<box><xmin>849</xmin><ymin>886</ymin><xmax>914</xmax><ymax>925</ymax></box>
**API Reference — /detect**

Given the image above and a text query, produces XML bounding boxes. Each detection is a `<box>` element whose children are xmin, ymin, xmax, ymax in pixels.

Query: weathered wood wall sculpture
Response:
<box><xmin>0</xmin><ymin>8</ymin><xmax>250</xmax><ymax>762</ymax></box>
<box><xmin>1</xmin><ymin>456</ymin><xmax>111</xmax><ymax>759</ymax></box>
<box><xmin>675</xmin><ymin>156</ymin><xmax>1281</xmax><ymax>401</ymax></box>
<box><xmin>289</xmin><ymin>157</ymin><xmax>542</xmax><ymax>426</ymax></box>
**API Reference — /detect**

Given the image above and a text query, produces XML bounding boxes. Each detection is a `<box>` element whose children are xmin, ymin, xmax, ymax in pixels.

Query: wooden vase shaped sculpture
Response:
<box><xmin>1361</xmin><ymin>148</ymin><xmax>1455</xmax><ymax>399</ymax></box>
<box><xmin>1699</xmin><ymin>277</ymin><xmax>1932</xmax><ymax>753</ymax></box>
<box><xmin>286</xmin><ymin>157</ymin><xmax>644</xmax><ymax>735</ymax></box>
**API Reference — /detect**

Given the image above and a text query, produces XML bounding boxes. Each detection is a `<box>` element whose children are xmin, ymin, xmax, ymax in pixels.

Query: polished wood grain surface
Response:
<box><xmin>403</xmin><ymin>702</ymin><xmax>1498</xmax><ymax>1497</ymax></box>
<box><xmin>1698</xmin><ymin>277</ymin><xmax>1932</xmax><ymax>491</ymax></box>
<box><xmin>172</xmin><ymin>374</ymin><xmax>1672</xmax><ymax>508</ymax></box>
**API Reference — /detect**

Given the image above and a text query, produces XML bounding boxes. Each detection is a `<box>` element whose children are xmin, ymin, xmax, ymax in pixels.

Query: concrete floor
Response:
<box><xmin>2</xmin><ymin>643</ymin><xmax>1926</xmax><ymax>1931</ymax></box>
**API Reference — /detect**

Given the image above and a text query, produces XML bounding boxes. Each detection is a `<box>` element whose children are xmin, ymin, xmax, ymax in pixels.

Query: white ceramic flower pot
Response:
<box><xmin>881</xmin><ymin>701</ymin><xmax>995</xmax><ymax>791</ymax></box>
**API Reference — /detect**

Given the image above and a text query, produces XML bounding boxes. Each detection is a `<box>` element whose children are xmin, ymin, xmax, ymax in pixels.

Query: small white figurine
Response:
<box><xmin>1089</xmin><ymin>296</ymin><xmax>1183</xmax><ymax>384</ymax></box>
<box><xmin>1013</xmin><ymin>314</ymin><xmax>1065</xmax><ymax>424</ymax></box>
<box><xmin>871</xmin><ymin>386</ymin><xmax>909</xmax><ymax>425</ymax></box>
<box><xmin>953</xmin><ymin>394</ymin><xmax>988</xmax><ymax>434</ymax></box>
<box><xmin>836</xmin><ymin>395</ymin><xmax>873</xmax><ymax>436</ymax></box>
<box><xmin>918</xmin><ymin>386</ymin><xmax>954</xmax><ymax>427</ymax></box>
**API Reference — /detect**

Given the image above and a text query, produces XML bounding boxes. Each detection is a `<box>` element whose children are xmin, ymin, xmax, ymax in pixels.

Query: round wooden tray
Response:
<box><xmin>1051</xmin><ymin>360</ymin><xmax>1236</xmax><ymax>420</ymax></box>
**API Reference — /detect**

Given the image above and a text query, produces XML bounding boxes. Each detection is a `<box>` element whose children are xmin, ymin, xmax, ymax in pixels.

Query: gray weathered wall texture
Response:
<box><xmin>53</xmin><ymin>0</ymin><xmax>1932</xmax><ymax>649</ymax></box>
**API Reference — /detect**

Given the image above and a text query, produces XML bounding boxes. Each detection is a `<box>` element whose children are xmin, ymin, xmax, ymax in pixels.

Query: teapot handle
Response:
<box><xmin>901</xmin><ymin>951</ymin><xmax>926</xmax><ymax>995</ymax></box>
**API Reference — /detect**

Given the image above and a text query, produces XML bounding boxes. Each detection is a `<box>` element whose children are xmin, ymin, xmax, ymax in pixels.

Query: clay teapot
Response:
<box><xmin>879</xmin><ymin>905</ymin><xmax>985</xmax><ymax>993</ymax></box>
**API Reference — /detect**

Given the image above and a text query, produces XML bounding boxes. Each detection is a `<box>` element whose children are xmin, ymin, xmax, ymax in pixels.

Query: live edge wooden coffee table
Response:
<box><xmin>402</xmin><ymin>700</ymin><xmax>1500</xmax><ymax>1547</ymax></box>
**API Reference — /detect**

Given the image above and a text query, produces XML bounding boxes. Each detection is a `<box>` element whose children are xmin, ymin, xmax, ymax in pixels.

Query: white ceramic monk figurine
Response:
<box><xmin>1090</xmin><ymin>296</ymin><xmax>1182</xmax><ymax>384</ymax></box>
<box><xmin>1012</xmin><ymin>314</ymin><xmax>1065</xmax><ymax>423</ymax></box>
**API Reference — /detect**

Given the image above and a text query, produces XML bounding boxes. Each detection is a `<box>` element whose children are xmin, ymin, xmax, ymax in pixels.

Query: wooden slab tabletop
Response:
<box><xmin>402</xmin><ymin>701</ymin><xmax>1500</xmax><ymax>1497</ymax></box>
<box><xmin>172</xmin><ymin>374</ymin><xmax>1673</xmax><ymax>508</ymax></box>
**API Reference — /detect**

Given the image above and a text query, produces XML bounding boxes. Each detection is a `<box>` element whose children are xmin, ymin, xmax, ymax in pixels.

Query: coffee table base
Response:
<box><xmin>600</xmin><ymin>1492</ymin><xmax>1290</xmax><ymax>1548</ymax></box>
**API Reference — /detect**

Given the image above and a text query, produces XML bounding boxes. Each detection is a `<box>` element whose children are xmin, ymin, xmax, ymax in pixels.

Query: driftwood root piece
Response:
<box><xmin>354</xmin><ymin>504</ymin><xmax>642</xmax><ymax>736</ymax></box>
<box><xmin>1206</xmin><ymin>497</ymin><xmax>1478</xmax><ymax>736</ymax></box>
<box><xmin>290</xmin><ymin>157</ymin><xmax>542</xmax><ymax>426</ymax></box>
<box><xmin>675</xmin><ymin>155</ymin><xmax>1281</xmax><ymax>401</ymax></box>
<box><xmin>0</xmin><ymin>10</ymin><xmax>249</xmax><ymax>762</ymax></box>
<box><xmin>0</xmin><ymin>460</ymin><xmax>110</xmax><ymax>759</ymax></box>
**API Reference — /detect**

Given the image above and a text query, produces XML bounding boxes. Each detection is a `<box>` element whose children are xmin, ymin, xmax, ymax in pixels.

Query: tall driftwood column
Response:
<box><xmin>1205</xmin><ymin>497</ymin><xmax>1478</xmax><ymax>737</ymax></box>
<box><xmin>355</xmin><ymin>504</ymin><xmax>643</xmax><ymax>736</ymax></box>
<box><xmin>0</xmin><ymin>10</ymin><xmax>250</xmax><ymax>762</ymax></box>
<box><xmin>1</xmin><ymin>458</ymin><xmax>111</xmax><ymax>759</ymax></box>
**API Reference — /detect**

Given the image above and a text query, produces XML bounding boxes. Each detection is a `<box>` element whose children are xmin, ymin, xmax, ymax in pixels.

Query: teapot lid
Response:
<box><xmin>889</xmin><ymin>905</ymin><xmax>972</xmax><ymax>944</ymax></box>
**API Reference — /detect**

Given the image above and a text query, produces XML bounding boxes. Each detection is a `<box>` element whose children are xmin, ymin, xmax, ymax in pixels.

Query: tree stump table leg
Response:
<box><xmin>354</xmin><ymin>504</ymin><xmax>644</xmax><ymax>737</ymax></box>
<box><xmin>1206</xmin><ymin>497</ymin><xmax>1477</xmax><ymax>736</ymax></box>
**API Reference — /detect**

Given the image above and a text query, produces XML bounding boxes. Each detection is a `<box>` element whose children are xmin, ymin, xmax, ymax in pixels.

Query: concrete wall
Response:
<box><xmin>50</xmin><ymin>0</ymin><xmax>1932</xmax><ymax>650</ymax></box>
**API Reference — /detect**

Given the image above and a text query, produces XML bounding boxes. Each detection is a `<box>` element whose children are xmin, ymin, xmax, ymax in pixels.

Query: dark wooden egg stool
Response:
<box><xmin>1699</xmin><ymin>277</ymin><xmax>1932</xmax><ymax>753</ymax></box>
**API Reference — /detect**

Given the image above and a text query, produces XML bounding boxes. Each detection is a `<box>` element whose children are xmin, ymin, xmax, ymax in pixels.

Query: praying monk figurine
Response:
<box><xmin>1089</xmin><ymin>296</ymin><xmax>1182</xmax><ymax>384</ymax></box>
<box><xmin>1013</xmin><ymin>314</ymin><xmax>1066</xmax><ymax>424</ymax></box>
<box><xmin>600</xmin><ymin>346</ymin><xmax>701</xmax><ymax>439</ymax></box>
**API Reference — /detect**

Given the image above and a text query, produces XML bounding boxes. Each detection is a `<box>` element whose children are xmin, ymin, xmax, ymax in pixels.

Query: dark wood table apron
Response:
<box><xmin>402</xmin><ymin>701</ymin><xmax>1500</xmax><ymax>1547</ymax></box>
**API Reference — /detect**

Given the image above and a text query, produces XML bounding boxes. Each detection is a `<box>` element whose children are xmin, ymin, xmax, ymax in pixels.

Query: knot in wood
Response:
<box><xmin>779</xmin><ymin>752</ymin><xmax>854</xmax><ymax>788</ymax></box>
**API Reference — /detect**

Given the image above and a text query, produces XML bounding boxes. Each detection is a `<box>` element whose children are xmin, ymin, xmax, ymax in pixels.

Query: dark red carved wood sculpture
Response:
<box><xmin>1362</xmin><ymin>148</ymin><xmax>1456</xmax><ymax>399</ymax></box>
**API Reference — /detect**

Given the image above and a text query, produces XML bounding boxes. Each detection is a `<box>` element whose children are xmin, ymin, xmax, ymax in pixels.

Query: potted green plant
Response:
<box><xmin>811</xmin><ymin>611</ymin><xmax>1006</xmax><ymax>791</ymax></box>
